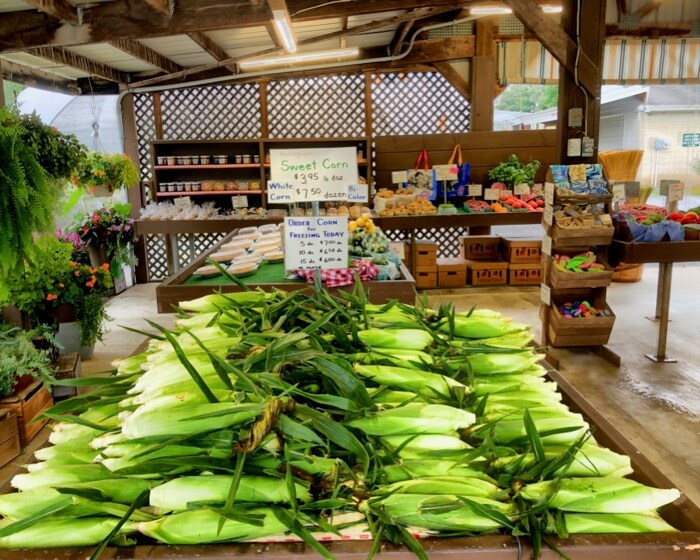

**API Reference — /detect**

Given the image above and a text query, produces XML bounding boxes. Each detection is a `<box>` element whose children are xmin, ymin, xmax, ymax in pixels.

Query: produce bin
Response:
<box><xmin>547</xmin><ymin>290</ymin><xmax>615</xmax><ymax>347</ymax></box>
<box><xmin>549</xmin><ymin>224</ymin><xmax>614</xmax><ymax>248</ymax></box>
<box><xmin>547</xmin><ymin>252</ymin><xmax>613</xmax><ymax>290</ymax></box>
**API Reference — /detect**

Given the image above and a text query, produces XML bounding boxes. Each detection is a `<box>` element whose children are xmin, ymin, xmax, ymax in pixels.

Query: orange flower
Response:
<box><xmin>89</xmin><ymin>267</ymin><xmax>96</xmax><ymax>274</ymax></box>
<box><xmin>100</xmin><ymin>263</ymin><xmax>110</xmax><ymax>271</ymax></box>
<box><xmin>46</xmin><ymin>293</ymin><xmax>57</xmax><ymax>301</ymax></box>
<box><xmin>74</xmin><ymin>271</ymin><xmax>81</xmax><ymax>277</ymax></box>
<box><xmin>58</xmin><ymin>283</ymin><xmax>64</xmax><ymax>288</ymax></box>
<box><xmin>85</xmin><ymin>280</ymin><xmax>96</xmax><ymax>288</ymax></box>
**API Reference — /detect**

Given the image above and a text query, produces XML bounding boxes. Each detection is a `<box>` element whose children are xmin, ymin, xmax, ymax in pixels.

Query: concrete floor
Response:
<box><xmin>5</xmin><ymin>267</ymin><xmax>698</xmax><ymax>505</ymax></box>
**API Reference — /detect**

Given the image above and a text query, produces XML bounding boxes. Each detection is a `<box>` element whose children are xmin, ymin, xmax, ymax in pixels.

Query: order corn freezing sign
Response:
<box><xmin>269</xmin><ymin>147</ymin><xmax>358</xmax><ymax>202</ymax></box>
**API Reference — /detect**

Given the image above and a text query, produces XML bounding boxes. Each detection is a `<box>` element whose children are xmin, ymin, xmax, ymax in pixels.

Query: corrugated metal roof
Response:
<box><xmin>0</xmin><ymin>51</ymin><xmax>90</xmax><ymax>79</ymax></box>
<box><xmin>138</xmin><ymin>35</ymin><xmax>214</xmax><ymax>66</ymax></box>
<box><xmin>65</xmin><ymin>43</ymin><xmax>157</xmax><ymax>72</ymax></box>
<box><xmin>646</xmin><ymin>84</ymin><xmax>700</xmax><ymax>106</ymax></box>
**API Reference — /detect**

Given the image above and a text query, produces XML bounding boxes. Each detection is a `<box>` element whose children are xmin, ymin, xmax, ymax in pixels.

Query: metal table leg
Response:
<box><xmin>645</xmin><ymin>264</ymin><xmax>665</xmax><ymax>322</ymax></box>
<box><xmin>645</xmin><ymin>262</ymin><xmax>677</xmax><ymax>363</ymax></box>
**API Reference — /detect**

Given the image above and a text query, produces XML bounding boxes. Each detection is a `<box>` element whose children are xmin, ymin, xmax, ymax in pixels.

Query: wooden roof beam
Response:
<box><xmin>24</xmin><ymin>0</ymin><xmax>80</xmax><ymax>25</ymax></box>
<box><xmin>390</xmin><ymin>19</ymin><xmax>415</xmax><ymax>56</ymax></box>
<box><xmin>616</xmin><ymin>0</ymin><xmax>627</xmax><ymax>16</ymax></box>
<box><xmin>142</xmin><ymin>0</ymin><xmax>173</xmax><ymax>17</ymax></box>
<box><xmin>636</xmin><ymin>1</ymin><xmax>662</xmax><ymax>20</ymax></box>
<box><xmin>108</xmin><ymin>39</ymin><xmax>181</xmax><ymax>73</ymax></box>
<box><xmin>187</xmin><ymin>32</ymin><xmax>237</xmax><ymax>72</ymax></box>
<box><xmin>502</xmin><ymin>0</ymin><xmax>600</xmax><ymax>97</ymax></box>
<box><xmin>0</xmin><ymin>57</ymin><xmax>80</xmax><ymax>94</ymax></box>
<box><xmin>30</xmin><ymin>46</ymin><xmax>129</xmax><ymax>83</ymax></box>
<box><xmin>0</xmin><ymin>0</ymin><xmax>463</xmax><ymax>52</ymax></box>
<box><xmin>433</xmin><ymin>61</ymin><xmax>470</xmax><ymax>102</ymax></box>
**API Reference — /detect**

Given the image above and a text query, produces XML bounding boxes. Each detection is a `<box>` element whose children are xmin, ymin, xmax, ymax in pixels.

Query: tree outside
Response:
<box><xmin>3</xmin><ymin>80</ymin><xmax>24</xmax><ymax>106</ymax></box>
<box><xmin>495</xmin><ymin>84</ymin><xmax>558</xmax><ymax>113</ymax></box>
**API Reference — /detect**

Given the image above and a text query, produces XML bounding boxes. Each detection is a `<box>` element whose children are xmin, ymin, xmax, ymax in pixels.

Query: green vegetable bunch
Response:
<box><xmin>0</xmin><ymin>325</ymin><xmax>55</xmax><ymax>397</ymax></box>
<box><xmin>488</xmin><ymin>154</ymin><xmax>541</xmax><ymax>187</ymax></box>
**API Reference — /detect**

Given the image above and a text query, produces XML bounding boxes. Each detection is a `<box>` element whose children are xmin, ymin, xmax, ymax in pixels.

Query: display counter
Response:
<box><xmin>610</xmin><ymin>239</ymin><xmax>700</xmax><ymax>362</ymax></box>
<box><xmin>155</xmin><ymin>231</ymin><xmax>416</xmax><ymax>313</ymax></box>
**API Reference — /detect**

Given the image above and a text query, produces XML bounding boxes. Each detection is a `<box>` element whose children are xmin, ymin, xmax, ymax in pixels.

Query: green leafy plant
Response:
<box><xmin>488</xmin><ymin>154</ymin><xmax>541</xmax><ymax>187</ymax></box>
<box><xmin>0</xmin><ymin>325</ymin><xmax>55</xmax><ymax>397</ymax></box>
<box><xmin>0</xmin><ymin>109</ymin><xmax>60</xmax><ymax>286</ymax></box>
<box><xmin>76</xmin><ymin>292</ymin><xmax>112</xmax><ymax>347</ymax></box>
<box><xmin>74</xmin><ymin>152</ymin><xmax>139</xmax><ymax>192</ymax></box>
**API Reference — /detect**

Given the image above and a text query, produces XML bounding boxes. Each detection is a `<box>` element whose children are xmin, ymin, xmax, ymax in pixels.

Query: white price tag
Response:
<box><xmin>284</xmin><ymin>216</ymin><xmax>348</xmax><ymax>270</ymax></box>
<box><xmin>667</xmin><ymin>183</ymin><xmax>684</xmax><ymax>202</ymax></box>
<box><xmin>501</xmin><ymin>190</ymin><xmax>513</xmax><ymax>198</ymax></box>
<box><xmin>532</xmin><ymin>184</ymin><xmax>544</xmax><ymax>195</ymax></box>
<box><xmin>433</xmin><ymin>164</ymin><xmax>458</xmax><ymax>181</ymax></box>
<box><xmin>389</xmin><ymin>242</ymin><xmax>406</xmax><ymax>259</ymax></box>
<box><xmin>231</xmin><ymin>195</ymin><xmax>248</xmax><ymax>208</ymax></box>
<box><xmin>348</xmin><ymin>184</ymin><xmax>369</xmax><ymax>203</ymax></box>
<box><xmin>612</xmin><ymin>184</ymin><xmax>626</xmax><ymax>203</ymax></box>
<box><xmin>540</xmin><ymin>283</ymin><xmax>551</xmax><ymax>306</ymax></box>
<box><xmin>468</xmin><ymin>184</ymin><xmax>483</xmax><ymax>197</ymax></box>
<box><xmin>544</xmin><ymin>206</ymin><xmax>554</xmax><ymax>226</ymax></box>
<box><xmin>270</xmin><ymin>147</ymin><xmax>357</xmax><ymax>202</ymax></box>
<box><xmin>542</xmin><ymin>235</ymin><xmax>552</xmax><ymax>255</ymax></box>
<box><xmin>544</xmin><ymin>182</ymin><xmax>555</xmax><ymax>206</ymax></box>
<box><xmin>392</xmin><ymin>170</ymin><xmax>408</xmax><ymax>184</ymax></box>
<box><xmin>484</xmin><ymin>188</ymin><xmax>499</xmax><ymax>201</ymax></box>
<box><xmin>514</xmin><ymin>183</ymin><xmax>530</xmax><ymax>195</ymax></box>
<box><xmin>173</xmin><ymin>196</ymin><xmax>192</xmax><ymax>209</ymax></box>
<box><xmin>267</xmin><ymin>181</ymin><xmax>295</xmax><ymax>204</ymax></box>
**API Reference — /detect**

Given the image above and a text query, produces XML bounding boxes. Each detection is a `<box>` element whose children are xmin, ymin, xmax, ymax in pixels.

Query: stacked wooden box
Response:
<box><xmin>413</xmin><ymin>240</ymin><xmax>438</xmax><ymax>289</ymax></box>
<box><xmin>0</xmin><ymin>408</ymin><xmax>20</xmax><ymax>468</ymax></box>
<box><xmin>53</xmin><ymin>353</ymin><xmax>81</xmax><ymax>401</ymax></box>
<box><xmin>0</xmin><ymin>381</ymin><xmax>52</xmax><ymax>448</ymax></box>
<box><xmin>501</xmin><ymin>237</ymin><xmax>543</xmax><ymax>286</ymax></box>
<box><xmin>437</xmin><ymin>258</ymin><xmax>467</xmax><ymax>288</ymax></box>
<box><xmin>460</xmin><ymin>236</ymin><xmax>508</xmax><ymax>286</ymax></box>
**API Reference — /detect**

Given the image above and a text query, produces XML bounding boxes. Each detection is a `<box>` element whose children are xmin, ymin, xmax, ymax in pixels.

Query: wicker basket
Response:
<box><xmin>598</xmin><ymin>150</ymin><xmax>643</xmax><ymax>182</ymax></box>
<box><xmin>612</xmin><ymin>263</ymin><xmax>644</xmax><ymax>283</ymax></box>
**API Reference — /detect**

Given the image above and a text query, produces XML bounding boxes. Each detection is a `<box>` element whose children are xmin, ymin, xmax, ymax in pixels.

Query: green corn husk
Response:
<box><xmin>373</xmin><ymin>494</ymin><xmax>512</xmax><ymax>532</ymax></box>
<box><xmin>121</xmin><ymin>402</ymin><xmax>264</xmax><ymax>440</ymax></box>
<box><xmin>347</xmin><ymin>404</ymin><xmax>475</xmax><ymax>436</ymax></box>
<box><xmin>149</xmin><ymin>475</ymin><xmax>311</xmax><ymax>511</ymax></box>
<box><xmin>472</xmin><ymin>376</ymin><xmax>557</xmax><ymax>396</ymax></box>
<box><xmin>0</xmin><ymin>517</ymin><xmax>124</xmax><ymax>548</ymax></box>
<box><xmin>460</xmin><ymin>352</ymin><xmax>541</xmax><ymax>375</ymax></box>
<box><xmin>381</xmin><ymin>434</ymin><xmax>472</xmax><ymax>459</ymax></box>
<box><xmin>383</xmin><ymin>461</ymin><xmax>496</xmax><ymax>484</ymax></box>
<box><xmin>136</xmin><ymin>507</ymin><xmax>287</xmax><ymax>544</ymax></box>
<box><xmin>357</xmin><ymin>329</ymin><xmax>433</xmax><ymax>351</ymax></box>
<box><xmin>475</xmin><ymin>410</ymin><xmax>589</xmax><ymax>445</ymax></box>
<box><xmin>442</xmin><ymin>316</ymin><xmax>529</xmax><ymax>340</ymax></box>
<box><xmin>565</xmin><ymin>512</ymin><xmax>678</xmax><ymax>533</ymax></box>
<box><xmin>113</xmin><ymin>352</ymin><xmax>151</xmax><ymax>375</ymax></box>
<box><xmin>374</xmin><ymin>476</ymin><xmax>501</xmax><ymax>499</ymax></box>
<box><xmin>354</xmin><ymin>364</ymin><xmax>468</xmax><ymax>401</ymax></box>
<box><xmin>11</xmin><ymin>465</ymin><xmax>113</xmax><ymax>492</ymax></box>
<box><xmin>178</xmin><ymin>291</ymin><xmax>274</xmax><ymax>313</ymax></box>
<box><xmin>457</xmin><ymin>309</ymin><xmax>502</xmax><ymax>318</ymax></box>
<box><xmin>368</xmin><ymin>389</ymin><xmax>428</xmax><ymax>405</ymax></box>
<box><xmin>453</xmin><ymin>331</ymin><xmax>532</xmax><ymax>349</ymax></box>
<box><xmin>520</xmin><ymin>477</ymin><xmax>681</xmax><ymax>513</ymax></box>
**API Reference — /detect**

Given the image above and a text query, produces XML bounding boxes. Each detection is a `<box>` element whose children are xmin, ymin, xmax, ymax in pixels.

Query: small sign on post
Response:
<box><xmin>284</xmin><ymin>216</ymin><xmax>348</xmax><ymax>270</ymax></box>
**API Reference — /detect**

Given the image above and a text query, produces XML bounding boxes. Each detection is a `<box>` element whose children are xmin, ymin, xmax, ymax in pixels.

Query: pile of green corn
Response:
<box><xmin>0</xmin><ymin>288</ymin><xmax>681</xmax><ymax>558</ymax></box>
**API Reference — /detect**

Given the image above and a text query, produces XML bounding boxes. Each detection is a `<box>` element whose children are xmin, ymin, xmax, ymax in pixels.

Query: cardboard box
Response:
<box><xmin>415</xmin><ymin>270</ymin><xmax>438</xmax><ymax>289</ymax></box>
<box><xmin>509</xmin><ymin>263</ymin><xmax>543</xmax><ymax>285</ymax></box>
<box><xmin>466</xmin><ymin>260</ymin><xmax>508</xmax><ymax>286</ymax></box>
<box><xmin>413</xmin><ymin>239</ymin><xmax>438</xmax><ymax>267</ymax></box>
<box><xmin>460</xmin><ymin>236</ymin><xmax>500</xmax><ymax>260</ymax></box>
<box><xmin>0</xmin><ymin>408</ymin><xmax>20</xmax><ymax>469</ymax></box>
<box><xmin>0</xmin><ymin>381</ymin><xmax>52</xmax><ymax>448</ymax></box>
<box><xmin>501</xmin><ymin>237</ymin><xmax>542</xmax><ymax>264</ymax></box>
<box><xmin>437</xmin><ymin>258</ymin><xmax>467</xmax><ymax>287</ymax></box>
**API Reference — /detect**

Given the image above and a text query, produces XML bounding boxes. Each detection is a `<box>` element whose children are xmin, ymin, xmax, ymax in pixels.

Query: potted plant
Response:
<box><xmin>74</xmin><ymin>152</ymin><xmax>139</xmax><ymax>195</ymax></box>
<box><xmin>0</xmin><ymin>325</ymin><xmax>55</xmax><ymax>398</ymax></box>
<box><xmin>70</xmin><ymin>203</ymin><xmax>138</xmax><ymax>278</ymax></box>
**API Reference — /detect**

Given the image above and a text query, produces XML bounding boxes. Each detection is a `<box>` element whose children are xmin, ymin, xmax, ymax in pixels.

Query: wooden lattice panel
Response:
<box><xmin>145</xmin><ymin>234</ymin><xmax>169</xmax><ymax>281</ymax></box>
<box><xmin>133</xmin><ymin>93</ymin><xmax>157</xmax><ymax>203</ymax></box>
<box><xmin>160</xmin><ymin>84</ymin><xmax>261</xmax><ymax>140</ymax></box>
<box><xmin>267</xmin><ymin>74</ymin><xmax>366</xmax><ymax>138</ymax></box>
<box><xmin>371</xmin><ymin>72</ymin><xmax>470</xmax><ymax>136</ymax></box>
<box><xmin>416</xmin><ymin>227</ymin><xmax>469</xmax><ymax>258</ymax></box>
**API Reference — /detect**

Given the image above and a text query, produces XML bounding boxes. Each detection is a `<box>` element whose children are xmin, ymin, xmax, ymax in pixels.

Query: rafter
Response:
<box><xmin>0</xmin><ymin>57</ymin><xmax>80</xmax><ymax>94</ymax></box>
<box><xmin>433</xmin><ymin>61</ymin><xmax>469</xmax><ymax>102</ymax></box>
<box><xmin>130</xmin><ymin>4</ymin><xmax>465</xmax><ymax>87</ymax></box>
<box><xmin>635</xmin><ymin>1</ymin><xmax>662</xmax><ymax>20</ymax></box>
<box><xmin>390</xmin><ymin>19</ymin><xmax>414</xmax><ymax>56</ymax></box>
<box><xmin>616</xmin><ymin>0</ymin><xmax>627</xmax><ymax>16</ymax></box>
<box><xmin>30</xmin><ymin>46</ymin><xmax>128</xmax><ymax>83</ymax></box>
<box><xmin>0</xmin><ymin>0</ymin><xmax>463</xmax><ymax>52</ymax></box>
<box><xmin>24</xmin><ymin>0</ymin><xmax>79</xmax><ymax>25</ymax></box>
<box><xmin>108</xmin><ymin>39</ymin><xmax>181</xmax><ymax>73</ymax></box>
<box><xmin>142</xmin><ymin>0</ymin><xmax>172</xmax><ymax>17</ymax></box>
<box><xmin>187</xmin><ymin>32</ymin><xmax>237</xmax><ymax>72</ymax></box>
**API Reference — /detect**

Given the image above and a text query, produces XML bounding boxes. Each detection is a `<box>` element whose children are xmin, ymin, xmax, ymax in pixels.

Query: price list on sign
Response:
<box><xmin>270</xmin><ymin>147</ymin><xmax>358</xmax><ymax>202</ymax></box>
<box><xmin>284</xmin><ymin>216</ymin><xmax>348</xmax><ymax>270</ymax></box>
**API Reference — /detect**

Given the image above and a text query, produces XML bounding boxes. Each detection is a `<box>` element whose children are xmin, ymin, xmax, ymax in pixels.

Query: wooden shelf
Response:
<box><xmin>154</xmin><ymin>164</ymin><xmax>260</xmax><ymax>170</ymax></box>
<box><xmin>156</xmin><ymin>190</ymin><xmax>263</xmax><ymax>197</ymax></box>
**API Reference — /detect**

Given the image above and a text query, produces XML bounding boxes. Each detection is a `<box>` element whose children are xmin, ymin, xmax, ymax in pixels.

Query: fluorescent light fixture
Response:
<box><xmin>240</xmin><ymin>47</ymin><xmax>359</xmax><ymax>69</ymax></box>
<box><xmin>470</xmin><ymin>6</ymin><xmax>512</xmax><ymax>15</ymax></box>
<box><xmin>272</xmin><ymin>9</ymin><xmax>296</xmax><ymax>53</ymax></box>
<box><xmin>542</xmin><ymin>5</ymin><xmax>563</xmax><ymax>13</ymax></box>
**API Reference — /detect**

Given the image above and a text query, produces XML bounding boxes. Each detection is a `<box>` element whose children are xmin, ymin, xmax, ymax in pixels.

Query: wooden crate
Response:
<box><xmin>467</xmin><ymin>260</ymin><xmax>508</xmax><ymax>286</ymax></box>
<box><xmin>548</xmin><ymin>254</ymin><xmax>613</xmax><ymax>290</ymax></box>
<box><xmin>0</xmin><ymin>381</ymin><xmax>53</xmax><ymax>448</ymax></box>
<box><xmin>548</xmin><ymin>291</ymin><xmax>616</xmax><ymax>347</ymax></box>
<box><xmin>501</xmin><ymin>237</ymin><xmax>542</xmax><ymax>263</ymax></box>
<box><xmin>415</xmin><ymin>266</ymin><xmax>438</xmax><ymax>289</ymax></box>
<box><xmin>437</xmin><ymin>257</ymin><xmax>467</xmax><ymax>288</ymax></box>
<box><xmin>550</xmin><ymin>224</ymin><xmax>614</xmax><ymax>248</ymax></box>
<box><xmin>509</xmin><ymin>263</ymin><xmax>543</xmax><ymax>285</ymax></box>
<box><xmin>53</xmin><ymin>353</ymin><xmax>81</xmax><ymax>400</ymax></box>
<box><xmin>460</xmin><ymin>236</ymin><xmax>500</xmax><ymax>260</ymax></box>
<box><xmin>413</xmin><ymin>240</ymin><xmax>437</xmax><ymax>267</ymax></box>
<box><xmin>0</xmin><ymin>408</ymin><xmax>20</xmax><ymax>469</ymax></box>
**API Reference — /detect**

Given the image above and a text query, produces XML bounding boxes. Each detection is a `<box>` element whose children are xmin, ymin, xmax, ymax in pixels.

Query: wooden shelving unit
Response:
<box><xmin>150</xmin><ymin>138</ymin><xmax>370</xmax><ymax>210</ymax></box>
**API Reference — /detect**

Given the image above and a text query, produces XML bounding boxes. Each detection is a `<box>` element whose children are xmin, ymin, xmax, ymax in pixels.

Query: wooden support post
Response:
<box><xmin>0</xmin><ymin>60</ymin><xmax>4</xmax><ymax>108</ymax></box>
<box><xmin>555</xmin><ymin>0</ymin><xmax>606</xmax><ymax>163</ymax></box>
<box><xmin>470</xmin><ymin>19</ymin><xmax>496</xmax><ymax>131</ymax></box>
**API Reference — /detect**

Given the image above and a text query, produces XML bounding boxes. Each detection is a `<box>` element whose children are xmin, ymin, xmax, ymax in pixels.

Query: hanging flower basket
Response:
<box><xmin>73</xmin><ymin>152</ymin><xmax>140</xmax><ymax>193</ymax></box>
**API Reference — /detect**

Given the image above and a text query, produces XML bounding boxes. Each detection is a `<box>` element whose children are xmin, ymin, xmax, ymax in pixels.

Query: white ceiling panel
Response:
<box><xmin>207</xmin><ymin>27</ymin><xmax>275</xmax><ymax>51</ymax></box>
<box><xmin>347</xmin><ymin>10</ymin><xmax>406</xmax><ymax>25</ymax></box>
<box><xmin>65</xmin><ymin>43</ymin><xmax>156</xmax><ymax>72</ymax></box>
<box><xmin>138</xmin><ymin>35</ymin><xmax>213</xmax><ymax>66</ymax></box>
<box><xmin>346</xmin><ymin>31</ymin><xmax>396</xmax><ymax>49</ymax></box>
<box><xmin>0</xmin><ymin>0</ymin><xmax>28</xmax><ymax>13</ymax></box>
<box><xmin>1</xmin><ymin>52</ymin><xmax>89</xmax><ymax>79</ymax></box>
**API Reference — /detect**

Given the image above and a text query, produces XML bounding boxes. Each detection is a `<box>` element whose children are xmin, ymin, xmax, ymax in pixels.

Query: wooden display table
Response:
<box><xmin>610</xmin><ymin>240</ymin><xmax>700</xmax><ymax>363</ymax></box>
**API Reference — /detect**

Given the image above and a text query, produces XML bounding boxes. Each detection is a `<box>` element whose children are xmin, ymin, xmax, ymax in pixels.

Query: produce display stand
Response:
<box><xmin>609</xmin><ymin>239</ymin><xmax>700</xmax><ymax>363</ymax></box>
<box><xmin>3</xmin><ymin>362</ymin><xmax>698</xmax><ymax>560</ymax></box>
<box><xmin>155</xmin><ymin>231</ymin><xmax>416</xmax><ymax>313</ymax></box>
